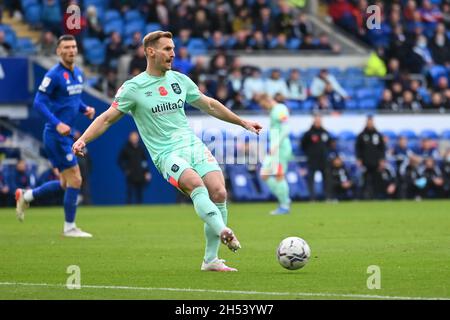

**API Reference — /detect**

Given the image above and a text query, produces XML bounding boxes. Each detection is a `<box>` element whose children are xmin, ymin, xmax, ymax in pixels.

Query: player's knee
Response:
<box><xmin>69</xmin><ymin>175</ymin><xmax>82</xmax><ymax>189</ymax></box>
<box><xmin>210</xmin><ymin>187</ymin><xmax>227</xmax><ymax>203</ymax></box>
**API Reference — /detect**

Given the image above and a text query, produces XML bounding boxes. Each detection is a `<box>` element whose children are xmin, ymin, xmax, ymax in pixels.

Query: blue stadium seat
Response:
<box><xmin>104</xmin><ymin>19</ymin><xmax>124</xmax><ymax>35</ymax></box>
<box><xmin>124</xmin><ymin>20</ymin><xmax>145</xmax><ymax>38</ymax></box>
<box><xmin>124</xmin><ymin>9</ymin><xmax>142</xmax><ymax>22</ymax></box>
<box><xmin>226</xmin><ymin>165</ymin><xmax>271</xmax><ymax>201</ymax></box>
<box><xmin>428</xmin><ymin>65</ymin><xmax>448</xmax><ymax>84</ymax></box>
<box><xmin>345</xmin><ymin>99</ymin><xmax>358</xmax><ymax>110</ymax></box>
<box><xmin>83</xmin><ymin>38</ymin><xmax>105</xmax><ymax>65</ymax></box>
<box><xmin>287</xmin><ymin>38</ymin><xmax>301</xmax><ymax>50</ymax></box>
<box><xmin>286</xmin><ymin>162</ymin><xmax>310</xmax><ymax>199</ymax></box>
<box><xmin>398</xmin><ymin>129</ymin><xmax>417</xmax><ymax>140</ymax></box>
<box><xmin>84</xmin><ymin>0</ymin><xmax>109</xmax><ymax>10</ymax></box>
<box><xmin>344</xmin><ymin>67</ymin><xmax>364</xmax><ymax>76</ymax></box>
<box><xmin>441</xmin><ymin>130</ymin><xmax>450</xmax><ymax>140</ymax></box>
<box><xmin>339</xmin><ymin>130</ymin><xmax>356</xmax><ymax>141</ymax></box>
<box><xmin>420</xmin><ymin>129</ymin><xmax>438</xmax><ymax>140</ymax></box>
<box><xmin>1</xmin><ymin>26</ymin><xmax>17</xmax><ymax>48</ymax></box>
<box><xmin>103</xmin><ymin>9</ymin><xmax>120</xmax><ymax>23</ymax></box>
<box><xmin>186</xmin><ymin>38</ymin><xmax>207</xmax><ymax>55</ymax></box>
<box><xmin>145</xmin><ymin>23</ymin><xmax>162</xmax><ymax>34</ymax></box>
<box><xmin>24</xmin><ymin>4</ymin><xmax>42</xmax><ymax>27</ymax></box>
<box><xmin>358</xmin><ymin>99</ymin><xmax>377</xmax><ymax>109</ymax></box>
<box><xmin>381</xmin><ymin>130</ymin><xmax>397</xmax><ymax>141</ymax></box>
<box><xmin>285</xmin><ymin>99</ymin><xmax>301</xmax><ymax>110</ymax></box>
<box><xmin>355</xmin><ymin>88</ymin><xmax>374</xmax><ymax>100</ymax></box>
<box><xmin>16</xmin><ymin>37</ymin><xmax>37</xmax><ymax>55</ymax></box>
<box><xmin>21</xmin><ymin>0</ymin><xmax>38</xmax><ymax>7</ymax></box>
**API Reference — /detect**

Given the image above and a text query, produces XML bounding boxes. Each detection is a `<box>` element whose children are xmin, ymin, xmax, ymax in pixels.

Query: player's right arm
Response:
<box><xmin>72</xmin><ymin>107</ymin><xmax>124</xmax><ymax>157</ymax></box>
<box><xmin>34</xmin><ymin>74</ymin><xmax>71</xmax><ymax>136</ymax></box>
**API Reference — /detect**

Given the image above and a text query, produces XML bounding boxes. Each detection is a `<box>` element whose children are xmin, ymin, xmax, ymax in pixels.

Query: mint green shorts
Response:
<box><xmin>158</xmin><ymin>144</ymin><xmax>221</xmax><ymax>190</ymax></box>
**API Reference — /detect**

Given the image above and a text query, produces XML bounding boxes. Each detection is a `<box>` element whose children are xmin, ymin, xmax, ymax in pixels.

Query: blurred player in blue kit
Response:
<box><xmin>15</xmin><ymin>35</ymin><xmax>95</xmax><ymax>237</ymax></box>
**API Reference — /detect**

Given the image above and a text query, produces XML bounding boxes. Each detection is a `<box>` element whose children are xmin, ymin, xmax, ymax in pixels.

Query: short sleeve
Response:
<box><xmin>38</xmin><ymin>72</ymin><xmax>57</xmax><ymax>95</ymax></box>
<box><xmin>182</xmin><ymin>74</ymin><xmax>201</xmax><ymax>104</ymax></box>
<box><xmin>273</xmin><ymin>106</ymin><xmax>289</xmax><ymax>124</ymax></box>
<box><xmin>112</xmin><ymin>82</ymin><xmax>137</xmax><ymax>113</ymax></box>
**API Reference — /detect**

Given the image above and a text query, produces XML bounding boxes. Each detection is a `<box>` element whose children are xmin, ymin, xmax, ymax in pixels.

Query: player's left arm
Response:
<box><xmin>190</xmin><ymin>94</ymin><xmax>262</xmax><ymax>134</ymax></box>
<box><xmin>79</xmin><ymin>101</ymin><xmax>95</xmax><ymax>120</ymax></box>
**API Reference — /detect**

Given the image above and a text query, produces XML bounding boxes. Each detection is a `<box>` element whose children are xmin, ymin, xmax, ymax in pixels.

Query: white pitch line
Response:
<box><xmin>0</xmin><ymin>282</ymin><xmax>448</xmax><ymax>300</ymax></box>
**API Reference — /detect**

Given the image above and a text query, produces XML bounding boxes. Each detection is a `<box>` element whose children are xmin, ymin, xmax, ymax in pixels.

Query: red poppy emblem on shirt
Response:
<box><xmin>63</xmin><ymin>72</ymin><xmax>69</xmax><ymax>80</ymax></box>
<box><xmin>311</xmin><ymin>135</ymin><xmax>319</xmax><ymax>143</ymax></box>
<box><xmin>159</xmin><ymin>86</ymin><xmax>168</xmax><ymax>96</ymax></box>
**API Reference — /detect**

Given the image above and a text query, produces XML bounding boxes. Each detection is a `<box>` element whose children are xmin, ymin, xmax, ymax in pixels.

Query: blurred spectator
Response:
<box><xmin>443</xmin><ymin>148</ymin><xmax>450</xmax><ymax>197</ymax></box>
<box><xmin>192</xmin><ymin>9</ymin><xmax>211</xmax><ymax>40</ymax></box>
<box><xmin>243</xmin><ymin>68</ymin><xmax>265</xmax><ymax>102</ymax></box>
<box><xmin>433</xmin><ymin>76</ymin><xmax>449</xmax><ymax>93</ymax></box>
<box><xmin>420</xmin><ymin>157</ymin><xmax>445</xmax><ymax>198</ymax></box>
<box><xmin>254</xmin><ymin>6</ymin><xmax>277</xmax><ymax>37</ymax></box>
<box><xmin>271</xmin><ymin>33</ymin><xmax>289</xmax><ymax>50</ymax></box>
<box><xmin>208</xmin><ymin>52</ymin><xmax>229</xmax><ymax>77</ymax></box>
<box><xmin>392</xmin><ymin>136</ymin><xmax>414</xmax><ymax>174</ymax></box>
<box><xmin>127</xmin><ymin>31</ymin><xmax>143</xmax><ymax>53</ymax></box>
<box><xmin>313</xmin><ymin>94</ymin><xmax>333</xmax><ymax>111</ymax></box>
<box><xmin>286</xmin><ymin>69</ymin><xmax>308</xmax><ymax>101</ymax></box>
<box><xmin>429</xmin><ymin>23</ymin><xmax>450</xmax><ymax>66</ymax></box>
<box><xmin>355</xmin><ymin>115</ymin><xmax>386</xmax><ymax>199</ymax></box>
<box><xmin>301</xmin><ymin>114</ymin><xmax>332</xmax><ymax>200</ymax></box>
<box><xmin>118</xmin><ymin>131</ymin><xmax>151</xmax><ymax>204</ymax></box>
<box><xmin>215</xmin><ymin>83</ymin><xmax>232</xmax><ymax>106</ymax></box>
<box><xmin>365</xmin><ymin>50</ymin><xmax>387</xmax><ymax>77</ymax></box>
<box><xmin>172</xmin><ymin>46</ymin><xmax>193</xmax><ymax>75</ymax></box>
<box><xmin>188</xmin><ymin>56</ymin><xmax>208</xmax><ymax>84</ymax></box>
<box><xmin>37</xmin><ymin>31</ymin><xmax>57</xmax><ymax>56</ymax></box>
<box><xmin>416</xmin><ymin>138</ymin><xmax>440</xmax><ymax>160</ymax></box>
<box><xmin>250</xmin><ymin>30</ymin><xmax>268</xmax><ymax>50</ymax></box>
<box><xmin>41</xmin><ymin>0</ymin><xmax>62</xmax><ymax>36</ymax></box>
<box><xmin>95</xmin><ymin>70</ymin><xmax>118</xmax><ymax>98</ymax></box>
<box><xmin>400</xmin><ymin>155</ymin><xmax>425</xmax><ymax>199</ymax></box>
<box><xmin>419</xmin><ymin>0</ymin><xmax>443</xmax><ymax>27</ymax></box>
<box><xmin>104</xmin><ymin>32</ymin><xmax>126</xmax><ymax>71</ymax></box>
<box><xmin>0</xmin><ymin>167</ymin><xmax>10</xmax><ymax>206</ymax></box>
<box><xmin>299</xmin><ymin>34</ymin><xmax>317</xmax><ymax>50</ymax></box>
<box><xmin>14</xmin><ymin>160</ymin><xmax>36</xmax><ymax>191</ymax></box>
<box><xmin>265</xmin><ymin>69</ymin><xmax>289</xmax><ymax>99</ymax></box>
<box><xmin>275</xmin><ymin>1</ymin><xmax>295</xmax><ymax>37</ymax></box>
<box><xmin>227</xmin><ymin>67</ymin><xmax>244</xmax><ymax>97</ymax></box>
<box><xmin>317</xmin><ymin>33</ymin><xmax>340</xmax><ymax>53</ymax></box>
<box><xmin>374</xmin><ymin>159</ymin><xmax>397</xmax><ymax>199</ymax></box>
<box><xmin>176</xmin><ymin>28</ymin><xmax>193</xmax><ymax>48</ymax></box>
<box><xmin>400</xmin><ymin>90</ymin><xmax>423</xmax><ymax>112</ymax></box>
<box><xmin>154</xmin><ymin>0</ymin><xmax>170</xmax><ymax>30</ymax></box>
<box><xmin>378</xmin><ymin>89</ymin><xmax>400</xmax><ymax>111</ymax></box>
<box><xmin>409</xmin><ymin>79</ymin><xmax>426</xmax><ymax>106</ymax></box>
<box><xmin>292</xmin><ymin>12</ymin><xmax>314</xmax><ymax>39</ymax></box>
<box><xmin>411</xmin><ymin>35</ymin><xmax>434</xmax><ymax>73</ymax></box>
<box><xmin>329</xmin><ymin>156</ymin><xmax>353</xmax><ymax>200</ymax></box>
<box><xmin>0</xmin><ymin>30</ymin><xmax>12</xmax><ymax>57</ymax></box>
<box><xmin>311</xmin><ymin>69</ymin><xmax>349</xmax><ymax>109</ymax></box>
<box><xmin>390</xmin><ymin>81</ymin><xmax>404</xmax><ymax>104</ymax></box>
<box><xmin>86</xmin><ymin>5</ymin><xmax>105</xmax><ymax>40</ymax></box>
<box><xmin>209</xmin><ymin>31</ymin><xmax>227</xmax><ymax>51</ymax></box>
<box><xmin>232</xmin><ymin>7</ymin><xmax>253</xmax><ymax>34</ymax></box>
<box><xmin>169</xmin><ymin>2</ymin><xmax>194</xmax><ymax>35</ymax></box>
<box><xmin>227</xmin><ymin>92</ymin><xmax>247</xmax><ymax>110</ymax></box>
<box><xmin>426</xmin><ymin>92</ymin><xmax>447</xmax><ymax>111</ymax></box>
<box><xmin>232</xmin><ymin>30</ymin><xmax>251</xmax><ymax>51</ymax></box>
<box><xmin>211</xmin><ymin>3</ymin><xmax>232</xmax><ymax>34</ymax></box>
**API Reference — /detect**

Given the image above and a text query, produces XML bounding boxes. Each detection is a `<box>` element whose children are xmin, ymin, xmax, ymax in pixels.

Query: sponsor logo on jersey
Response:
<box><xmin>151</xmin><ymin>99</ymin><xmax>185</xmax><ymax>114</ymax></box>
<box><xmin>145</xmin><ymin>91</ymin><xmax>152</xmax><ymax>97</ymax></box>
<box><xmin>159</xmin><ymin>86</ymin><xmax>168</xmax><ymax>96</ymax></box>
<box><xmin>67</xmin><ymin>84</ymin><xmax>83</xmax><ymax>95</ymax></box>
<box><xmin>171</xmin><ymin>83</ymin><xmax>181</xmax><ymax>94</ymax></box>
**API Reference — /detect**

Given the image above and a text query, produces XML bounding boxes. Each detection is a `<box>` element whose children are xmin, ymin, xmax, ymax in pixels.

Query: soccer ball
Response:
<box><xmin>276</xmin><ymin>237</ymin><xmax>311</xmax><ymax>270</ymax></box>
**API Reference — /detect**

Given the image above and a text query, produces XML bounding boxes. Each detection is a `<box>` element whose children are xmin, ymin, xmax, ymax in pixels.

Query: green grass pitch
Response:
<box><xmin>0</xmin><ymin>200</ymin><xmax>449</xmax><ymax>300</ymax></box>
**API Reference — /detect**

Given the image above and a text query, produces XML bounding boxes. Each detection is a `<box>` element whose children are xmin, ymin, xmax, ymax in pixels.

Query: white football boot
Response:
<box><xmin>63</xmin><ymin>227</ymin><xmax>93</xmax><ymax>238</ymax></box>
<box><xmin>15</xmin><ymin>188</ymin><xmax>29</xmax><ymax>222</ymax></box>
<box><xmin>201</xmin><ymin>258</ymin><xmax>237</xmax><ymax>272</ymax></box>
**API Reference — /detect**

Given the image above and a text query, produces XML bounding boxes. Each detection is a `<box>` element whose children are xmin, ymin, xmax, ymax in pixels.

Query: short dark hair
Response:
<box><xmin>57</xmin><ymin>34</ymin><xmax>76</xmax><ymax>46</ymax></box>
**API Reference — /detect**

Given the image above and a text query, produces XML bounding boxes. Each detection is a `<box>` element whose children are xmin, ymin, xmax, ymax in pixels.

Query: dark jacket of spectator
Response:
<box><xmin>355</xmin><ymin>124</ymin><xmax>386</xmax><ymax>169</ymax></box>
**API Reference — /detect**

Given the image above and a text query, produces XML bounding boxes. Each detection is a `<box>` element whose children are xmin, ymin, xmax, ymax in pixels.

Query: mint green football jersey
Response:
<box><xmin>269</xmin><ymin>103</ymin><xmax>293</xmax><ymax>159</ymax></box>
<box><xmin>112</xmin><ymin>71</ymin><xmax>203</xmax><ymax>168</ymax></box>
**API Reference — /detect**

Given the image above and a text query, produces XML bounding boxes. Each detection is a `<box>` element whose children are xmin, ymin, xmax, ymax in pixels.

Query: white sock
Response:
<box><xmin>64</xmin><ymin>222</ymin><xmax>76</xmax><ymax>232</ymax></box>
<box><xmin>23</xmin><ymin>189</ymin><xmax>34</xmax><ymax>202</ymax></box>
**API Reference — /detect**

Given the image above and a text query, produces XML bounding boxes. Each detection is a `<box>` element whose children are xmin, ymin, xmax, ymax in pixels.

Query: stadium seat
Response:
<box><xmin>420</xmin><ymin>129</ymin><xmax>438</xmax><ymax>140</ymax></box>
<box><xmin>381</xmin><ymin>130</ymin><xmax>397</xmax><ymax>141</ymax></box>
<box><xmin>104</xmin><ymin>19</ymin><xmax>124</xmax><ymax>35</ymax></box>
<box><xmin>103</xmin><ymin>9</ymin><xmax>121</xmax><ymax>24</ymax></box>
<box><xmin>1</xmin><ymin>26</ymin><xmax>17</xmax><ymax>49</ymax></box>
<box><xmin>358</xmin><ymin>99</ymin><xmax>377</xmax><ymax>109</ymax></box>
<box><xmin>83</xmin><ymin>38</ymin><xmax>105</xmax><ymax>65</ymax></box>
<box><xmin>339</xmin><ymin>130</ymin><xmax>356</xmax><ymax>141</ymax></box>
<box><xmin>15</xmin><ymin>37</ymin><xmax>37</xmax><ymax>55</ymax></box>
<box><xmin>441</xmin><ymin>130</ymin><xmax>450</xmax><ymax>140</ymax></box>
<box><xmin>355</xmin><ymin>88</ymin><xmax>374</xmax><ymax>100</ymax></box>
<box><xmin>21</xmin><ymin>0</ymin><xmax>38</xmax><ymax>7</ymax></box>
<box><xmin>124</xmin><ymin>20</ymin><xmax>145</xmax><ymax>38</ymax></box>
<box><xmin>287</xmin><ymin>38</ymin><xmax>301</xmax><ymax>51</ymax></box>
<box><xmin>146</xmin><ymin>23</ymin><xmax>162</xmax><ymax>34</ymax></box>
<box><xmin>226</xmin><ymin>165</ymin><xmax>271</xmax><ymax>201</ymax></box>
<box><xmin>398</xmin><ymin>129</ymin><xmax>417</xmax><ymax>140</ymax></box>
<box><xmin>345</xmin><ymin>99</ymin><xmax>358</xmax><ymax>110</ymax></box>
<box><xmin>286</xmin><ymin>162</ymin><xmax>310</xmax><ymax>199</ymax></box>
<box><xmin>186</xmin><ymin>38</ymin><xmax>207</xmax><ymax>55</ymax></box>
<box><xmin>428</xmin><ymin>65</ymin><xmax>448</xmax><ymax>85</ymax></box>
<box><xmin>24</xmin><ymin>4</ymin><xmax>42</xmax><ymax>27</ymax></box>
<box><xmin>124</xmin><ymin>9</ymin><xmax>142</xmax><ymax>22</ymax></box>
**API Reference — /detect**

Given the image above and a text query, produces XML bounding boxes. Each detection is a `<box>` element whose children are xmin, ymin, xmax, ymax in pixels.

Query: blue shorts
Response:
<box><xmin>43</xmin><ymin>129</ymin><xmax>78</xmax><ymax>172</ymax></box>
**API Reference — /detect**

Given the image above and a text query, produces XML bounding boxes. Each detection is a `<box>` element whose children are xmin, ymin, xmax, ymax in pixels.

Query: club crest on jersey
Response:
<box><xmin>171</xmin><ymin>164</ymin><xmax>179</xmax><ymax>172</ymax></box>
<box><xmin>171</xmin><ymin>83</ymin><xmax>182</xmax><ymax>94</ymax></box>
<box><xmin>159</xmin><ymin>86</ymin><xmax>168</xmax><ymax>96</ymax></box>
<box><xmin>78</xmin><ymin>75</ymin><xmax>83</xmax><ymax>83</ymax></box>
